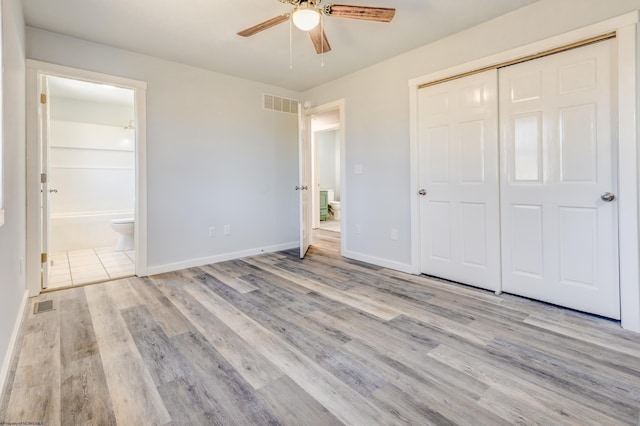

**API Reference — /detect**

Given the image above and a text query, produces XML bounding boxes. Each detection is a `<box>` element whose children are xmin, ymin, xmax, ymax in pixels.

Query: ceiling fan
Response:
<box><xmin>237</xmin><ymin>0</ymin><xmax>396</xmax><ymax>54</ymax></box>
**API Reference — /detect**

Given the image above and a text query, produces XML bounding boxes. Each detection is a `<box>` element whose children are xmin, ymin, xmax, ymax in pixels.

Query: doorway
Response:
<box><xmin>311</xmin><ymin>110</ymin><xmax>342</xmax><ymax>233</ymax></box>
<box><xmin>44</xmin><ymin>76</ymin><xmax>136</xmax><ymax>290</ymax></box>
<box><xmin>305</xmin><ymin>101</ymin><xmax>345</xmax><ymax>254</ymax></box>
<box><xmin>25</xmin><ymin>60</ymin><xmax>148</xmax><ymax>297</ymax></box>
<box><xmin>299</xmin><ymin>100</ymin><xmax>345</xmax><ymax>256</ymax></box>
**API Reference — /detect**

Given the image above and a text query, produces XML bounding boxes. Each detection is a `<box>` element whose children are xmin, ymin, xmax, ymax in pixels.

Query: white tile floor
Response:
<box><xmin>47</xmin><ymin>247</ymin><xmax>135</xmax><ymax>290</ymax></box>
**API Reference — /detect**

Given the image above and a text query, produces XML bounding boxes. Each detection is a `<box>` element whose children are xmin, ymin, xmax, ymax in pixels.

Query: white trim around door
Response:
<box><xmin>409</xmin><ymin>11</ymin><xmax>640</xmax><ymax>332</ymax></box>
<box><xmin>25</xmin><ymin>60</ymin><xmax>148</xmax><ymax>297</ymax></box>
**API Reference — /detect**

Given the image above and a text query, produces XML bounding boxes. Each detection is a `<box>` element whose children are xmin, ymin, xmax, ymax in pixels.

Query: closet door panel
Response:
<box><xmin>418</xmin><ymin>70</ymin><xmax>500</xmax><ymax>291</ymax></box>
<box><xmin>499</xmin><ymin>39</ymin><xmax>620</xmax><ymax>319</ymax></box>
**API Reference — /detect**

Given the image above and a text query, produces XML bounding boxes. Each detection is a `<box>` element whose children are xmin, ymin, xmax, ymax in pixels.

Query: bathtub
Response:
<box><xmin>50</xmin><ymin>210</ymin><xmax>134</xmax><ymax>253</ymax></box>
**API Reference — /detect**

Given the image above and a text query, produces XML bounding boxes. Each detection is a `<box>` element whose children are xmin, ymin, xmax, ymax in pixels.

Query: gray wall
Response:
<box><xmin>0</xmin><ymin>0</ymin><xmax>26</xmax><ymax>390</ymax></box>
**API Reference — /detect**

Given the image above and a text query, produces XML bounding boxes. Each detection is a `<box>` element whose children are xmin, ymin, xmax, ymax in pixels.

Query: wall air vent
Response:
<box><xmin>263</xmin><ymin>94</ymin><xmax>299</xmax><ymax>115</ymax></box>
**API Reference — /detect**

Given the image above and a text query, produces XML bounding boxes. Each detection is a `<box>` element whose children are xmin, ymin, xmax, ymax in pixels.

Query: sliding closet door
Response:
<box><xmin>499</xmin><ymin>40</ymin><xmax>620</xmax><ymax>319</ymax></box>
<box><xmin>418</xmin><ymin>70</ymin><xmax>501</xmax><ymax>291</ymax></box>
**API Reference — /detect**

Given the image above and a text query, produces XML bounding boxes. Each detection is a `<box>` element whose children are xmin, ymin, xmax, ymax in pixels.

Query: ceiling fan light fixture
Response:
<box><xmin>292</xmin><ymin>6</ymin><xmax>320</xmax><ymax>31</ymax></box>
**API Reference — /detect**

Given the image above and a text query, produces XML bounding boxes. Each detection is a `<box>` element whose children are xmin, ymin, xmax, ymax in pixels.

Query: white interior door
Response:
<box><xmin>299</xmin><ymin>105</ymin><xmax>311</xmax><ymax>258</ymax></box>
<box><xmin>499</xmin><ymin>40</ymin><xmax>620</xmax><ymax>319</ymax></box>
<box><xmin>418</xmin><ymin>69</ymin><xmax>501</xmax><ymax>291</ymax></box>
<box><xmin>40</xmin><ymin>75</ymin><xmax>52</xmax><ymax>289</ymax></box>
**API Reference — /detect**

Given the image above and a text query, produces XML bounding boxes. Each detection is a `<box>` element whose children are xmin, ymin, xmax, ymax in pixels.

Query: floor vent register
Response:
<box><xmin>33</xmin><ymin>300</ymin><xmax>55</xmax><ymax>314</ymax></box>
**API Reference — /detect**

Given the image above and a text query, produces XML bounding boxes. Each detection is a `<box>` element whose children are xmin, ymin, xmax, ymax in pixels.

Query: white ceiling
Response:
<box><xmin>22</xmin><ymin>0</ymin><xmax>541</xmax><ymax>91</ymax></box>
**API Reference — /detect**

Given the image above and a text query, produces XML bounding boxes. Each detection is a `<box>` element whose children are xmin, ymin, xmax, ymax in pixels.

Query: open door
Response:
<box><xmin>298</xmin><ymin>104</ymin><xmax>312</xmax><ymax>258</ymax></box>
<box><xmin>40</xmin><ymin>75</ymin><xmax>51</xmax><ymax>289</ymax></box>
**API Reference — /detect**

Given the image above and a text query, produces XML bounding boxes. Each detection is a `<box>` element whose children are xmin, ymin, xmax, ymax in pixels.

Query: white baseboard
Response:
<box><xmin>343</xmin><ymin>250</ymin><xmax>414</xmax><ymax>274</ymax></box>
<box><xmin>145</xmin><ymin>241</ymin><xmax>299</xmax><ymax>276</ymax></box>
<box><xmin>0</xmin><ymin>289</ymin><xmax>29</xmax><ymax>402</ymax></box>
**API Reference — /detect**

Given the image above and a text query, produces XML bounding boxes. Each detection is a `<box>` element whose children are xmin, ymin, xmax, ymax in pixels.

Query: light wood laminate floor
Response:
<box><xmin>2</xmin><ymin>230</ymin><xmax>640</xmax><ymax>425</ymax></box>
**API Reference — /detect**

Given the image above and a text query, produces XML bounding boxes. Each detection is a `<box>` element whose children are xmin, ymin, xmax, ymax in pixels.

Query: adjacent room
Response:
<box><xmin>1</xmin><ymin>0</ymin><xmax>640</xmax><ymax>424</ymax></box>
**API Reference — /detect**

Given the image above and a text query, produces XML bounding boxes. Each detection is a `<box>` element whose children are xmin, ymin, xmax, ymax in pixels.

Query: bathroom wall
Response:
<box><xmin>317</xmin><ymin>129</ymin><xmax>341</xmax><ymax>201</ymax></box>
<box><xmin>52</xmin><ymin>96</ymin><xmax>134</xmax><ymax>126</ymax></box>
<box><xmin>49</xmin><ymin>96</ymin><xmax>135</xmax><ymax>252</ymax></box>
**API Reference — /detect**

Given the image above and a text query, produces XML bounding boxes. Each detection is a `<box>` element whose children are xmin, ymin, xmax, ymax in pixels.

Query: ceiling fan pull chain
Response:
<box><xmin>289</xmin><ymin>16</ymin><xmax>293</xmax><ymax>69</ymax></box>
<box><xmin>320</xmin><ymin>14</ymin><xmax>325</xmax><ymax>67</ymax></box>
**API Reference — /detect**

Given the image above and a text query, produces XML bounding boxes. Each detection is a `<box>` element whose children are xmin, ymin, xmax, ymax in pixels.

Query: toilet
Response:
<box><xmin>111</xmin><ymin>218</ymin><xmax>135</xmax><ymax>251</ymax></box>
<box><xmin>326</xmin><ymin>190</ymin><xmax>341</xmax><ymax>220</ymax></box>
<box><xmin>328</xmin><ymin>201</ymin><xmax>341</xmax><ymax>220</ymax></box>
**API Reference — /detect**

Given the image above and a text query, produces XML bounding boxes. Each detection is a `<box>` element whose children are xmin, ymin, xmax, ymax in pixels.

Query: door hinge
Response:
<box><xmin>41</xmin><ymin>253</ymin><xmax>47</xmax><ymax>263</ymax></box>
<box><xmin>40</xmin><ymin>93</ymin><xmax>47</xmax><ymax>104</ymax></box>
<box><xmin>41</xmin><ymin>173</ymin><xmax>47</xmax><ymax>184</ymax></box>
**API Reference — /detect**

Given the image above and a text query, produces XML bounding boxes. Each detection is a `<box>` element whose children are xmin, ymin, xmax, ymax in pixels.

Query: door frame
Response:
<box><xmin>409</xmin><ymin>11</ymin><xmax>640</xmax><ymax>332</ymax></box>
<box><xmin>39</xmin><ymin>75</ymin><xmax>51</xmax><ymax>288</ymax></box>
<box><xmin>304</xmin><ymin>99</ymin><xmax>346</xmax><ymax>255</ymax></box>
<box><xmin>25</xmin><ymin>60</ymin><xmax>148</xmax><ymax>296</ymax></box>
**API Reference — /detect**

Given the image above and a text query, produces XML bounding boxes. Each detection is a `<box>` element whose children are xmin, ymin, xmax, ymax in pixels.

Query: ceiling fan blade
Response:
<box><xmin>325</xmin><ymin>4</ymin><xmax>395</xmax><ymax>22</ymax></box>
<box><xmin>237</xmin><ymin>14</ymin><xmax>290</xmax><ymax>37</ymax></box>
<box><xmin>309</xmin><ymin>26</ymin><xmax>331</xmax><ymax>54</ymax></box>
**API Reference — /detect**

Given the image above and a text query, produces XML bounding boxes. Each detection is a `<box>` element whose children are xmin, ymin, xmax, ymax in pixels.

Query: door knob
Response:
<box><xmin>601</xmin><ymin>192</ymin><xmax>615</xmax><ymax>202</ymax></box>
<box><xmin>49</xmin><ymin>189</ymin><xmax>58</xmax><ymax>194</ymax></box>
<box><xmin>295</xmin><ymin>186</ymin><xmax>309</xmax><ymax>191</ymax></box>
<box><xmin>418</xmin><ymin>189</ymin><xmax>427</xmax><ymax>196</ymax></box>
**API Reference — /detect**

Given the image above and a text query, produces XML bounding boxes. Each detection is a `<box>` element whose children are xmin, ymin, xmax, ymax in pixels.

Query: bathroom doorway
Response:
<box><xmin>313</xmin><ymin>126</ymin><xmax>341</xmax><ymax>232</ymax></box>
<box><xmin>308</xmin><ymin>101</ymin><xmax>344</xmax><ymax>245</ymax></box>
<box><xmin>42</xmin><ymin>75</ymin><xmax>136</xmax><ymax>290</ymax></box>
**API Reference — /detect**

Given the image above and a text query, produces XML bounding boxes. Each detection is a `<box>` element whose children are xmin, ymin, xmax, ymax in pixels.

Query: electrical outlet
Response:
<box><xmin>355</xmin><ymin>224</ymin><xmax>361</xmax><ymax>234</ymax></box>
<box><xmin>354</xmin><ymin>164</ymin><xmax>363</xmax><ymax>175</ymax></box>
<box><xmin>209</xmin><ymin>227</ymin><xmax>216</xmax><ymax>237</ymax></box>
<box><xmin>224</xmin><ymin>224</ymin><xmax>231</xmax><ymax>235</ymax></box>
<box><xmin>390</xmin><ymin>228</ymin><xmax>398</xmax><ymax>241</ymax></box>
